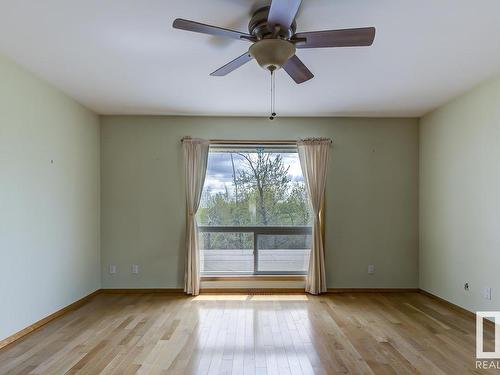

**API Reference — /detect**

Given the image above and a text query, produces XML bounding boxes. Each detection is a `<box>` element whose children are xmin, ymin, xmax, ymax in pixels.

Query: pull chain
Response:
<box><xmin>269</xmin><ymin>68</ymin><xmax>277</xmax><ymax>120</ymax></box>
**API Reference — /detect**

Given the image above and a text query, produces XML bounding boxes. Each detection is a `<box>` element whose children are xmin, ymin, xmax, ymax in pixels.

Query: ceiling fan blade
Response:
<box><xmin>210</xmin><ymin>52</ymin><xmax>253</xmax><ymax>76</ymax></box>
<box><xmin>294</xmin><ymin>27</ymin><xmax>376</xmax><ymax>48</ymax></box>
<box><xmin>283</xmin><ymin>55</ymin><xmax>314</xmax><ymax>84</ymax></box>
<box><xmin>268</xmin><ymin>0</ymin><xmax>302</xmax><ymax>31</ymax></box>
<box><xmin>173</xmin><ymin>18</ymin><xmax>254</xmax><ymax>41</ymax></box>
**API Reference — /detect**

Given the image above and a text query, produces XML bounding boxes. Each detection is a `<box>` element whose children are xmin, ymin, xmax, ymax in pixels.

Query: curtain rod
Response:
<box><xmin>210</xmin><ymin>139</ymin><xmax>298</xmax><ymax>145</ymax></box>
<box><xmin>180</xmin><ymin>137</ymin><xmax>333</xmax><ymax>145</ymax></box>
<box><xmin>180</xmin><ymin>137</ymin><xmax>297</xmax><ymax>145</ymax></box>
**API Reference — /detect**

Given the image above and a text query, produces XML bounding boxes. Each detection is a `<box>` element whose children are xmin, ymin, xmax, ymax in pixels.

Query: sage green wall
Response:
<box><xmin>0</xmin><ymin>55</ymin><xmax>100</xmax><ymax>341</ymax></box>
<box><xmin>420</xmin><ymin>76</ymin><xmax>500</xmax><ymax>312</ymax></box>
<box><xmin>101</xmin><ymin>116</ymin><xmax>419</xmax><ymax>289</ymax></box>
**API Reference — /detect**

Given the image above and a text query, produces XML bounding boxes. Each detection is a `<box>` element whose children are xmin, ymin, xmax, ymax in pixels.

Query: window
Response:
<box><xmin>197</xmin><ymin>144</ymin><xmax>312</xmax><ymax>275</ymax></box>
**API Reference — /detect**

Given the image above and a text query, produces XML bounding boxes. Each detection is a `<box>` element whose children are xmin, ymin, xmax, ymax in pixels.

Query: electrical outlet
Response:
<box><xmin>483</xmin><ymin>287</ymin><xmax>492</xmax><ymax>300</ymax></box>
<box><xmin>368</xmin><ymin>265</ymin><xmax>375</xmax><ymax>274</ymax></box>
<box><xmin>464</xmin><ymin>283</ymin><xmax>469</xmax><ymax>291</ymax></box>
<box><xmin>132</xmin><ymin>264</ymin><xmax>139</xmax><ymax>274</ymax></box>
<box><xmin>109</xmin><ymin>265</ymin><xmax>116</xmax><ymax>274</ymax></box>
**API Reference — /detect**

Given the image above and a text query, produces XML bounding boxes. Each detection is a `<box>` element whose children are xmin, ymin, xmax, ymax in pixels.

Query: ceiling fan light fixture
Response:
<box><xmin>249</xmin><ymin>39</ymin><xmax>296</xmax><ymax>71</ymax></box>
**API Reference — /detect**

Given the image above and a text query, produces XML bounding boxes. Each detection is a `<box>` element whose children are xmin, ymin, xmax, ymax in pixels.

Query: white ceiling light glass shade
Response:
<box><xmin>249</xmin><ymin>39</ymin><xmax>296</xmax><ymax>71</ymax></box>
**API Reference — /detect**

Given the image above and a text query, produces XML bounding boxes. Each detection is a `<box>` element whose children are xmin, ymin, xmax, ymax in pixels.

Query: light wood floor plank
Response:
<box><xmin>0</xmin><ymin>293</ymin><xmax>496</xmax><ymax>374</ymax></box>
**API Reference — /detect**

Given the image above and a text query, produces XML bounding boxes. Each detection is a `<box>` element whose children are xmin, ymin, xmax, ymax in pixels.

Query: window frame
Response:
<box><xmin>198</xmin><ymin>142</ymin><xmax>313</xmax><ymax>276</ymax></box>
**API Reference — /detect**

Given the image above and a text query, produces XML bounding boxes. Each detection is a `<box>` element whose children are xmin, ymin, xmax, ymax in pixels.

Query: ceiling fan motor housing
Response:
<box><xmin>248</xmin><ymin>6</ymin><xmax>296</xmax><ymax>40</ymax></box>
<box><xmin>248</xmin><ymin>6</ymin><xmax>297</xmax><ymax>71</ymax></box>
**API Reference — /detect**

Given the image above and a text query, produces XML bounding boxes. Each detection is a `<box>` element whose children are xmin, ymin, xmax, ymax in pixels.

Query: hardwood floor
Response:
<box><xmin>0</xmin><ymin>292</ymin><xmax>494</xmax><ymax>374</ymax></box>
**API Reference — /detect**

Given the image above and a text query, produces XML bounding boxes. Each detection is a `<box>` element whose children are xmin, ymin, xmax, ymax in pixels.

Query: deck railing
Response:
<box><xmin>198</xmin><ymin>225</ymin><xmax>312</xmax><ymax>275</ymax></box>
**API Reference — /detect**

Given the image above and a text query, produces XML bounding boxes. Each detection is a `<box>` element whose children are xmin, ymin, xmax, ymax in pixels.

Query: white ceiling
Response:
<box><xmin>1</xmin><ymin>0</ymin><xmax>500</xmax><ymax>117</ymax></box>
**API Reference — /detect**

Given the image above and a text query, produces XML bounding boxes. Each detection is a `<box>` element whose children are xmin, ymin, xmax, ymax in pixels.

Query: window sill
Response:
<box><xmin>201</xmin><ymin>275</ymin><xmax>306</xmax><ymax>282</ymax></box>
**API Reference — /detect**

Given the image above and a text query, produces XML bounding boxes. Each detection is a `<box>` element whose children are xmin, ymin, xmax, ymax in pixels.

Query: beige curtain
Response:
<box><xmin>297</xmin><ymin>138</ymin><xmax>331</xmax><ymax>295</ymax></box>
<box><xmin>183</xmin><ymin>137</ymin><xmax>209</xmax><ymax>296</ymax></box>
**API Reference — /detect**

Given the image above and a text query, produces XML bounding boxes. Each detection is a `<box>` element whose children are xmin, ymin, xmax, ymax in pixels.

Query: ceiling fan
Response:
<box><xmin>173</xmin><ymin>0</ymin><xmax>375</xmax><ymax>84</ymax></box>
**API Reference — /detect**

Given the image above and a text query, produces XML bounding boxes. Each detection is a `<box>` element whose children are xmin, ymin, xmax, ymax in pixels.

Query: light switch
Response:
<box><xmin>132</xmin><ymin>264</ymin><xmax>139</xmax><ymax>274</ymax></box>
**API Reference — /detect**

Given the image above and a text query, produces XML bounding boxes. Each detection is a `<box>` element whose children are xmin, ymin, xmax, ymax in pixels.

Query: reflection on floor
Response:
<box><xmin>193</xmin><ymin>295</ymin><xmax>308</xmax><ymax>301</ymax></box>
<box><xmin>0</xmin><ymin>292</ymin><xmax>494</xmax><ymax>374</ymax></box>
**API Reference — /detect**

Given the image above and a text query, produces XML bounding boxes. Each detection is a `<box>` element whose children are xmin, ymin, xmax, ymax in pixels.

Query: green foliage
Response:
<box><xmin>198</xmin><ymin>152</ymin><xmax>312</xmax><ymax>250</ymax></box>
